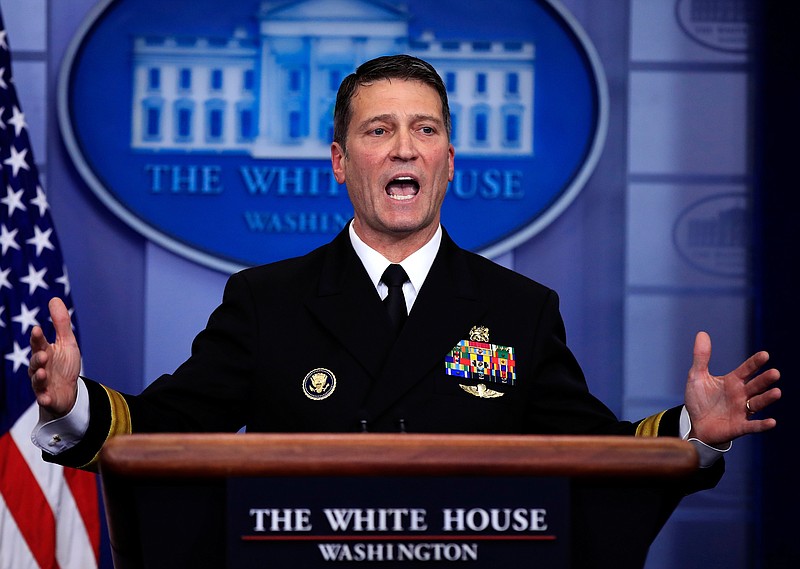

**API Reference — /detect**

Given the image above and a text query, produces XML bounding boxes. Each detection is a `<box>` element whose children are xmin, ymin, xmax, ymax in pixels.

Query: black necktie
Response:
<box><xmin>381</xmin><ymin>264</ymin><xmax>408</xmax><ymax>336</ymax></box>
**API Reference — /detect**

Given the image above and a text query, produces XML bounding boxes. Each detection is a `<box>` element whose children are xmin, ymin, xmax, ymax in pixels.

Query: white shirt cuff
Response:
<box><xmin>680</xmin><ymin>406</ymin><xmax>731</xmax><ymax>468</ymax></box>
<box><xmin>30</xmin><ymin>378</ymin><xmax>91</xmax><ymax>455</ymax></box>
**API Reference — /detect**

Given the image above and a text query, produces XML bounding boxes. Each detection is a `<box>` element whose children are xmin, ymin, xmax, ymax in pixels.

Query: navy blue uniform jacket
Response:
<box><xmin>48</xmin><ymin>226</ymin><xmax>721</xmax><ymax>493</ymax></box>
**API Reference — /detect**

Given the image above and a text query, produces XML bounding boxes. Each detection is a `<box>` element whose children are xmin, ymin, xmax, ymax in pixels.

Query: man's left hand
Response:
<box><xmin>685</xmin><ymin>331</ymin><xmax>781</xmax><ymax>447</ymax></box>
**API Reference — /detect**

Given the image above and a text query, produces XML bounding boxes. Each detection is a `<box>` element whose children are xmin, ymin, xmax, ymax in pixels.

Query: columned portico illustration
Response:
<box><xmin>130</xmin><ymin>0</ymin><xmax>535</xmax><ymax>159</ymax></box>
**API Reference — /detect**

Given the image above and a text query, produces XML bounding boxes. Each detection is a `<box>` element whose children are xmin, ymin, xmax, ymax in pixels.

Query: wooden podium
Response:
<box><xmin>99</xmin><ymin>433</ymin><xmax>698</xmax><ymax>569</ymax></box>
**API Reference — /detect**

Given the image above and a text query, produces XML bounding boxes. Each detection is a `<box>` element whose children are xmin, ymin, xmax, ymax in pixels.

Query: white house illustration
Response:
<box><xmin>130</xmin><ymin>0</ymin><xmax>535</xmax><ymax>158</ymax></box>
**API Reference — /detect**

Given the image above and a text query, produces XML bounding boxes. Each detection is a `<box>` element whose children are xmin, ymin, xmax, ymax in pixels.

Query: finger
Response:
<box><xmin>48</xmin><ymin>297</ymin><xmax>76</xmax><ymax>345</ymax></box>
<box><xmin>733</xmin><ymin>350</ymin><xmax>771</xmax><ymax>380</ymax></box>
<box><xmin>745</xmin><ymin>368</ymin><xmax>781</xmax><ymax>394</ymax></box>
<box><xmin>33</xmin><ymin>379</ymin><xmax>57</xmax><ymax>410</ymax></box>
<box><xmin>31</xmin><ymin>368</ymin><xmax>49</xmax><ymax>392</ymax></box>
<box><xmin>741</xmin><ymin>417</ymin><xmax>777</xmax><ymax>434</ymax></box>
<box><xmin>29</xmin><ymin>325</ymin><xmax>49</xmax><ymax>352</ymax></box>
<box><xmin>746</xmin><ymin>387</ymin><xmax>782</xmax><ymax>414</ymax></box>
<box><xmin>28</xmin><ymin>349</ymin><xmax>46</xmax><ymax>378</ymax></box>
<box><xmin>31</xmin><ymin>364</ymin><xmax>50</xmax><ymax>394</ymax></box>
<box><xmin>34</xmin><ymin>390</ymin><xmax>53</xmax><ymax>408</ymax></box>
<box><xmin>690</xmin><ymin>331</ymin><xmax>712</xmax><ymax>376</ymax></box>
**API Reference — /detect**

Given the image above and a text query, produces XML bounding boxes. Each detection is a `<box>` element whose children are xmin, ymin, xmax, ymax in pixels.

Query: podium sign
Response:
<box><xmin>227</xmin><ymin>476</ymin><xmax>569</xmax><ymax>567</ymax></box>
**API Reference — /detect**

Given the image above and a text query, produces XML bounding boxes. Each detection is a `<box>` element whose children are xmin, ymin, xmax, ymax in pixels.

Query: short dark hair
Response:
<box><xmin>333</xmin><ymin>54</ymin><xmax>451</xmax><ymax>151</ymax></box>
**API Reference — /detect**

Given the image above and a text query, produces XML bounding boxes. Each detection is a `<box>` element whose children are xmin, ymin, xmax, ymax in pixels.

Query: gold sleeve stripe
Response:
<box><xmin>635</xmin><ymin>410</ymin><xmax>666</xmax><ymax>437</ymax></box>
<box><xmin>104</xmin><ymin>386</ymin><xmax>133</xmax><ymax>438</ymax></box>
<box><xmin>80</xmin><ymin>386</ymin><xmax>133</xmax><ymax>470</ymax></box>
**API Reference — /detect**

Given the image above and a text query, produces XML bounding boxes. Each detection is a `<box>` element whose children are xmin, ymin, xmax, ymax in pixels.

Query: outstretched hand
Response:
<box><xmin>28</xmin><ymin>297</ymin><xmax>82</xmax><ymax>419</ymax></box>
<box><xmin>685</xmin><ymin>331</ymin><xmax>781</xmax><ymax>447</ymax></box>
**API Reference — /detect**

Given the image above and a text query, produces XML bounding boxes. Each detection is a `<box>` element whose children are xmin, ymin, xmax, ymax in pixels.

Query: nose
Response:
<box><xmin>391</xmin><ymin>128</ymin><xmax>418</xmax><ymax>161</ymax></box>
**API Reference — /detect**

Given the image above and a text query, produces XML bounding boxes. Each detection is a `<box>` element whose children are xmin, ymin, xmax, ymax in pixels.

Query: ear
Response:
<box><xmin>331</xmin><ymin>142</ymin><xmax>347</xmax><ymax>184</ymax></box>
<box><xmin>448</xmin><ymin>143</ymin><xmax>455</xmax><ymax>182</ymax></box>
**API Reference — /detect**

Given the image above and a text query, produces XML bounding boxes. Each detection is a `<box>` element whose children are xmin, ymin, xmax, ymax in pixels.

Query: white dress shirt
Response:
<box><xmin>348</xmin><ymin>221</ymin><xmax>441</xmax><ymax>313</ymax></box>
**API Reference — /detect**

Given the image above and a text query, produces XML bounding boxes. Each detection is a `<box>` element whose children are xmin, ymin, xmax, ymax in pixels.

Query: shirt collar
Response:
<box><xmin>348</xmin><ymin>221</ymin><xmax>442</xmax><ymax>297</ymax></box>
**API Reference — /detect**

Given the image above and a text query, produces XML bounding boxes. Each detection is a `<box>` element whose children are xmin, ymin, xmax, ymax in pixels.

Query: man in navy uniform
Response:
<box><xmin>30</xmin><ymin>55</ymin><xmax>779</xmax><ymax>480</ymax></box>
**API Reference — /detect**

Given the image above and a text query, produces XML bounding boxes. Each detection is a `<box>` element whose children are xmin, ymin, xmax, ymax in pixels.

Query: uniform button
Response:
<box><xmin>49</xmin><ymin>435</ymin><xmax>62</xmax><ymax>446</ymax></box>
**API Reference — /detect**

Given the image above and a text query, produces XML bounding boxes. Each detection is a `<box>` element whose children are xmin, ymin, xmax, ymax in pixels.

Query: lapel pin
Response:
<box><xmin>302</xmin><ymin>368</ymin><xmax>337</xmax><ymax>400</ymax></box>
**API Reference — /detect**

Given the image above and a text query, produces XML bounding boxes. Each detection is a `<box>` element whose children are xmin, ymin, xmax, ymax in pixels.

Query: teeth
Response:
<box><xmin>386</xmin><ymin>176</ymin><xmax>419</xmax><ymax>200</ymax></box>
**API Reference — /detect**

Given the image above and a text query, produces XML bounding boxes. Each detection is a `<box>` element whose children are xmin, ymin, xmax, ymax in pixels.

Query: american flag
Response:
<box><xmin>0</xmin><ymin>10</ymin><xmax>100</xmax><ymax>569</ymax></box>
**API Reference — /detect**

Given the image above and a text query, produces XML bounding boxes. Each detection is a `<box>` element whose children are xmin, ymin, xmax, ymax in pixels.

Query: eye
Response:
<box><xmin>420</xmin><ymin>126</ymin><xmax>434</xmax><ymax>135</ymax></box>
<box><xmin>372</xmin><ymin>127</ymin><xmax>386</xmax><ymax>136</ymax></box>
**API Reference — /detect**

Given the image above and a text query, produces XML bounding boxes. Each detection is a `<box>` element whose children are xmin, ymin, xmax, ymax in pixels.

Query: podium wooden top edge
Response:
<box><xmin>98</xmin><ymin>433</ymin><xmax>698</xmax><ymax>479</ymax></box>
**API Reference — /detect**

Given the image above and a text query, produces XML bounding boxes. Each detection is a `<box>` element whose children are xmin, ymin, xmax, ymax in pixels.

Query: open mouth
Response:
<box><xmin>385</xmin><ymin>176</ymin><xmax>420</xmax><ymax>201</ymax></box>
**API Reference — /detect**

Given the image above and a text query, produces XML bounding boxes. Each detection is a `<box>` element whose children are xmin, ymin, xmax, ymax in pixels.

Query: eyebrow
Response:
<box><xmin>356</xmin><ymin>113</ymin><xmax>444</xmax><ymax>131</ymax></box>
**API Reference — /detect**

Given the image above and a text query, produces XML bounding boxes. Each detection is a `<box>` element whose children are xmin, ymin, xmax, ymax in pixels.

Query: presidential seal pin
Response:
<box><xmin>459</xmin><ymin>383</ymin><xmax>504</xmax><ymax>399</ymax></box>
<box><xmin>302</xmin><ymin>368</ymin><xmax>336</xmax><ymax>401</ymax></box>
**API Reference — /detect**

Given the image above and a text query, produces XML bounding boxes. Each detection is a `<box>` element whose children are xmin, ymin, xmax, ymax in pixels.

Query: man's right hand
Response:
<box><xmin>28</xmin><ymin>297</ymin><xmax>82</xmax><ymax>419</ymax></box>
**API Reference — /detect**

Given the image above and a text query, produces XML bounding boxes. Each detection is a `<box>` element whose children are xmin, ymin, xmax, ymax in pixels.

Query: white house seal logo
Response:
<box><xmin>60</xmin><ymin>0</ymin><xmax>607</xmax><ymax>272</ymax></box>
<box><xmin>675</xmin><ymin>0</ymin><xmax>753</xmax><ymax>53</ymax></box>
<box><xmin>672</xmin><ymin>193</ymin><xmax>748</xmax><ymax>278</ymax></box>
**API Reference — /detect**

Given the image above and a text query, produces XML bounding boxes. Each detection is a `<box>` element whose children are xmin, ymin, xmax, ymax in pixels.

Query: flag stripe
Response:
<box><xmin>9</xmin><ymin>404</ymin><xmax>66</xmax><ymax>512</ymax></box>
<box><xmin>0</xmin><ymin>494</ymin><xmax>39</xmax><ymax>569</ymax></box>
<box><xmin>63</xmin><ymin>469</ymin><xmax>101</xmax><ymax>565</ymax></box>
<box><xmin>0</xmin><ymin>433</ymin><xmax>60</xmax><ymax>569</ymax></box>
<box><xmin>8</xmin><ymin>404</ymin><xmax>99</xmax><ymax>569</ymax></box>
<box><xmin>54</xmin><ymin>480</ymin><xmax>98</xmax><ymax>569</ymax></box>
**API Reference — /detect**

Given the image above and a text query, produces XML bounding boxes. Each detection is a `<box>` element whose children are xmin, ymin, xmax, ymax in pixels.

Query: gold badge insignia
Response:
<box><xmin>469</xmin><ymin>325</ymin><xmax>490</xmax><ymax>342</ymax></box>
<box><xmin>302</xmin><ymin>368</ymin><xmax>336</xmax><ymax>400</ymax></box>
<box><xmin>459</xmin><ymin>383</ymin><xmax>505</xmax><ymax>399</ymax></box>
